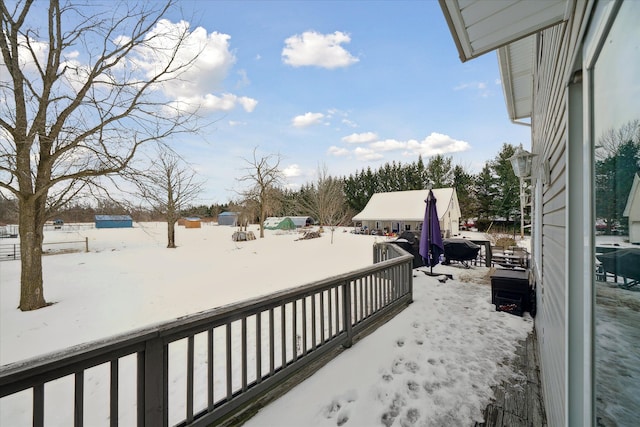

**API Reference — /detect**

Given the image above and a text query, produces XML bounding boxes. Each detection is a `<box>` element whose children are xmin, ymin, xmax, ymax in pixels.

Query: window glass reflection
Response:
<box><xmin>593</xmin><ymin>2</ymin><xmax>640</xmax><ymax>425</ymax></box>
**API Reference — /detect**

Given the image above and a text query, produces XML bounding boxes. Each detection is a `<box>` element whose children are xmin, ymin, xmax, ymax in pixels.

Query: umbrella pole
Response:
<box><xmin>428</xmin><ymin>191</ymin><xmax>434</xmax><ymax>275</ymax></box>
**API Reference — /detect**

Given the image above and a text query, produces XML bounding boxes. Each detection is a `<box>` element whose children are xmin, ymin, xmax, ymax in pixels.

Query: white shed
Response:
<box><xmin>352</xmin><ymin>188</ymin><xmax>461</xmax><ymax>237</ymax></box>
<box><xmin>623</xmin><ymin>173</ymin><xmax>640</xmax><ymax>243</ymax></box>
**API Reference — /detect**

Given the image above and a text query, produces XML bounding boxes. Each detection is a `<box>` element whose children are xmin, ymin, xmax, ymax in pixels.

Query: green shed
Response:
<box><xmin>263</xmin><ymin>217</ymin><xmax>296</xmax><ymax>230</ymax></box>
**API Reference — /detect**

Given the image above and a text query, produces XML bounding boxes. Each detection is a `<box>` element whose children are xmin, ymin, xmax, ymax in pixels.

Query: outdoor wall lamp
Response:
<box><xmin>509</xmin><ymin>144</ymin><xmax>536</xmax><ymax>239</ymax></box>
<box><xmin>509</xmin><ymin>144</ymin><xmax>536</xmax><ymax>179</ymax></box>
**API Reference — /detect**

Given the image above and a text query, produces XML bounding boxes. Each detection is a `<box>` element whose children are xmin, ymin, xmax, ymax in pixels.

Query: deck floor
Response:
<box><xmin>475</xmin><ymin>329</ymin><xmax>547</xmax><ymax>427</ymax></box>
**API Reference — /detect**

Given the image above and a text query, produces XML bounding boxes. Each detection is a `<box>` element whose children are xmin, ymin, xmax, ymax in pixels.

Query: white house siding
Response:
<box><xmin>531</xmin><ymin>3</ymin><xmax>588</xmax><ymax>425</ymax></box>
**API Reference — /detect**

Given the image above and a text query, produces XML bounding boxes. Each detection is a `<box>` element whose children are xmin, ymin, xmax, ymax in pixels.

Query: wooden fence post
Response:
<box><xmin>85</xmin><ymin>237</ymin><xmax>89</xmax><ymax>253</ymax></box>
<box><xmin>144</xmin><ymin>338</ymin><xmax>167</xmax><ymax>427</ymax></box>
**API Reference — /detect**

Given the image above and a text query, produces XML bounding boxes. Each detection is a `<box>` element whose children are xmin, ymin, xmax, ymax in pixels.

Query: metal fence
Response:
<box><xmin>0</xmin><ymin>242</ymin><xmax>413</xmax><ymax>427</ymax></box>
<box><xmin>0</xmin><ymin>239</ymin><xmax>89</xmax><ymax>261</ymax></box>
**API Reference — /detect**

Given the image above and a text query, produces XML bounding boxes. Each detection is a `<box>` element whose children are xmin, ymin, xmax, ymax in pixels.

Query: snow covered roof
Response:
<box><xmin>623</xmin><ymin>173</ymin><xmax>640</xmax><ymax>217</ymax></box>
<box><xmin>352</xmin><ymin>189</ymin><xmax>458</xmax><ymax>222</ymax></box>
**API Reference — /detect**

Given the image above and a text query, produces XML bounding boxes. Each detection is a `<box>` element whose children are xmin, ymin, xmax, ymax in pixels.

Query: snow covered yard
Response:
<box><xmin>0</xmin><ymin>223</ymin><xmax>534</xmax><ymax>426</ymax></box>
<box><xmin>244</xmin><ymin>268</ymin><xmax>533</xmax><ymax>427</ymax></box>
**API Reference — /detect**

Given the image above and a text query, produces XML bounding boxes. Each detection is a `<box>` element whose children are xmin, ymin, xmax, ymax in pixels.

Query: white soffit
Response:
<box><xmin>439</xmin><ymin>0</ymin><xmax>568</xmax><ymax>62</ymax></box>
<box><xmin>498</xmin><ymin>35</ymin><xmax>535</xmax><ymax>121</ymax></box>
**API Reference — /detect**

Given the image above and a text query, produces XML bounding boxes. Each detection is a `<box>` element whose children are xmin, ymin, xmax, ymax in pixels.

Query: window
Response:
<box><xmin>591</xmin><ymin>2</ymin><xmax>640</xmax><ymax>424</ymax></box>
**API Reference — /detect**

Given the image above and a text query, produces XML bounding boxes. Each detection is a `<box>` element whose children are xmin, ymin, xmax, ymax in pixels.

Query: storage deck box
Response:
<box><xmin>491</xmin><ymin>269</ymin><xmax>531</xmax><ymax>315</ymax></box>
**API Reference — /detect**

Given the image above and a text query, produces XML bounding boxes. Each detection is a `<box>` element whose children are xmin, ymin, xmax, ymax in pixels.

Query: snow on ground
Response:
<box><xmin>0</xmin><ymin>223</ymin><xmax>533</xmax><ymax>426</ymax></box>
<box><xmin>244</xmin><ymin>268</ymin><xmax>532</xmax><ymax>427</ymax></box>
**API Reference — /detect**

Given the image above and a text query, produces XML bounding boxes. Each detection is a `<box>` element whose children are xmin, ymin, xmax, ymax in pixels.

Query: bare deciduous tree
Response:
<box><xmin>297</xmin><ymin>164</ymin><xmax>349</xmax><ymax>243</ymax></box>
<box><xmin>236</xmin><ymin>148</ymin><xmax>284</xmax><ymax>238</ymax></box>
<box><xmin>132</xmin><ymin>146</ymin><xmax>203</xmax><ymax>248</ymax></box>
<box><xmin>0</xmin><ymin>0</ymin><xmax>203</xmax><ymax>310</ymax></box>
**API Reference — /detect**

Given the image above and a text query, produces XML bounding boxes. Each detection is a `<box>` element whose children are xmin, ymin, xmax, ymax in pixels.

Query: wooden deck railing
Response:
<box><xmin>0</xmin><ymin>242</ymin><xmax>413</xmax><ymax>427</ymax></box>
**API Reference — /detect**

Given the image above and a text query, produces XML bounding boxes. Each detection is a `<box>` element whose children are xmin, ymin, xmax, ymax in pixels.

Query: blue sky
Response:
<box><xmin>13</xmin><ymin>1</ymin><xmax>532</xmax><ymax>205</ymax></box>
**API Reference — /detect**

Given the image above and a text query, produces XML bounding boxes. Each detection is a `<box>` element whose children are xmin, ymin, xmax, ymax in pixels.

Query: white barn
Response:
<box><xmin>623</xmin><ymin>173</ymin><xmax>640</xmax><ymax>244</ymax></box>
<box><xmin>352</xmin><ymin>188</ymin><xmax>461</xmax><ymax>237</ymax></box>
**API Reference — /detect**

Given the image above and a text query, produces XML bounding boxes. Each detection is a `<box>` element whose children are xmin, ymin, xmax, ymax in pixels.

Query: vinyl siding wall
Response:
<box><xmin>531</xmin><ymin>2</ymin><xmax>588</xmax><ymax>425</ymax></box>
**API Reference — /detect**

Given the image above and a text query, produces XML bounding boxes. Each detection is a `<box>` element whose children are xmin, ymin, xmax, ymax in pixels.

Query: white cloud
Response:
<box><xmin>342</xmin><ymin>132</ymin><xmax>378</xmax><ymax>144</ymax></box>
<box><xmin>403</xmin><ymin>132</ymin><xmax>470</xmax><ymax>156</ymax></box>
<box><xmin>282</xmin><ymin>31</ymin><xmax>359</xmax><ymax>69</ymax></box>
<box><xmin>369</xmin><ymin>139</ymin><xmax>406</xmax><ymax>152</ymax></box>
<box><xmin>132</xmin><ymin>20</ymin><xmax>236</xmax><ymax>98</ymax></box>
<box><xmin>328</xmin><ymin>146</ymin><xmax>350</xmax><ymax>157</ymax></box>
<box><xmin>453</xmin><ymin>80</ymin><xmax>492</xmax><ymax>97</ymax></box>
<box><xmin>236</xmin><ymin>69</ymin><xmax>250</xmax><ymax>88</ymax></box>
<box><xmin>292</xmin><ymin>112</ymin><xmax>325</xmax><ymax>128</ymax></box>
<box><xmin>166</xmin><ymin>93</ymin><xmax>257</xmax><ymax>115</ymax></box>
<box><xmin>341</xmin><ymin>118</ymin><xmax>358</xmax><ymax>128</ymax></box>
<box><xmin>282</xmin><ymin>164</ymin><xmax>302</xmax><ymax>178</ymax></box>
<box><xmin>228</xmin><ymin>120</ymin><xmax>246</xmax><ymax>126</ymax></box>
<box><xmin>354</xmin><ymin>147</ymin><xmax>384</xmax><ymax>161</ymax></box>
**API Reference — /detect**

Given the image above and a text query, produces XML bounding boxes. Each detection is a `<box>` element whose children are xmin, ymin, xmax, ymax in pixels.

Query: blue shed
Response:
<box><xmin>218</xmin><ymin>211</ymin><xmax>239</xmax><ymax>226</ymax></box>
<box><xmin>95</xmin><ymin>215</ymin><xmax>133</xmax><ymax>229</ymax></box>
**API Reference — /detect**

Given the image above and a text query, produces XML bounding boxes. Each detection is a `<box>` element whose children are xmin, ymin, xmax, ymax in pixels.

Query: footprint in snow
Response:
<box><xmin>380</xmin><ymin>394</ymin><xmax>405</xmax><ymax>427</ymax></box>
<box><xmin>391</xmin><ymin>358</ymin><xmax>405</xmax><ymax>374</ymax></box>
<box><xmin>400</xmin><ymin>408</ymin><xmax>421</xmax><ymax>427</ymax></box>
<box><xmin>404</xmin><ymin>361</ymin><xmax>420</xmax><ymax>373</ymax></box>
<box><xmin>336</xmin><ymin>409</ymin><xmax>350</xmax><ymax>426</ymax></box>
<box><xmin>323</xmin><ymin>391</ymin><xmax>357</xmax><ymax>425</ymax></box>
<box><xmin>396</xmin><ymin>338</ymin><xmax>405</xmax><ymax>347</ymax></box>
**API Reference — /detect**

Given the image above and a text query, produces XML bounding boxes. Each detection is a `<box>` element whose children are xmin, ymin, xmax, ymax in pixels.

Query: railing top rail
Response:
<box><xmin>0</xmin><ymin>242</ymin><xmax>413</xmax><ymax>392</ymax></box>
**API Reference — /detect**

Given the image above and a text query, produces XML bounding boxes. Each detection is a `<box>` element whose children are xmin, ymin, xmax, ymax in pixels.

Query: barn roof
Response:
<box><xmin>352</xmin><ymin>189</ymin><xmax>457</xmax><ymax>222</ymax></box>
<box><xmin>95</xmin><ymin>215</ymin><xmax>132</xmax><ymax>221</ymax></box>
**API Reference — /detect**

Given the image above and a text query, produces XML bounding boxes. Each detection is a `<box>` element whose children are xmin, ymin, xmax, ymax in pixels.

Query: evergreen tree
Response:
<box><xmin>425</xmin><ymin>154</ymin><xmax>454</xmax><ymax>187</ymax></box>
<box><xmin>474</xmin><ymin>164</ymin><xmax>498</xmax><ymax>219</ymax></box>
<box><xmin>452</xmin><ymin>165</ymin><xmax>476</xmax><ymax>220</ymax></box>
<box><xmin>491</xmin><ymin>144</ymin><xmax>520</xmax><ymax>221</ymax></box>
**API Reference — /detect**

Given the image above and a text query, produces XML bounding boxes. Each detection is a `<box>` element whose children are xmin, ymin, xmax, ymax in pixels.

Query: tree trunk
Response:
<box><xmin>18</xmin><ymin>197</ymin><xmax>48</xmax><ymax>311</ymax></box>
<box><xmin>167</xmin><ymin>218</ymin><xmax>176</xmax><ymax>248</ymax></box>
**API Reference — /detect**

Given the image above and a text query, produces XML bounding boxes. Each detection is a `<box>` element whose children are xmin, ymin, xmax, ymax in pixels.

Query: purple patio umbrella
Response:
<box><xmin>419</xmin><ymin>190</ymin><xmax>444</xmax><ymax>275</ymax></box>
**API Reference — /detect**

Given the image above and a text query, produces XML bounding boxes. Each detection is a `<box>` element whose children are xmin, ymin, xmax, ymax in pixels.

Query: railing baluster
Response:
<box><xmin>280</xmin><ymin>305</ymin><xmax>286</xmax><ymax>367</ymax></box>
<box><xmin>359</xmin><ymin>278</ymin><xmax>364</xmax><ymax>321</ymax></box>
<box><xmin>302</xmin><ymin>297</ymin><xmax>307</xmax><ymax>356</ymax></box>
<box><xmin>375</xmin><ymin>271</ymin><xmax>380</xmax><ymax>310</ymax></box>
<box><xmin>242</xmin><ymin>318</ymin><xmax>248</xmax><ymax>392</ymax></box>
<box><xmin>335</xmin><ymin>286</ymin><xmax>340</xmax><ymax>333</ymax></box>
<box><xmin>368</xmin><ymin>274</ymin><xmax>373</xmax><ymax>315</ymax></box>
<box><xmin>311</xmin><ymin>294</ymin><xmax>317</xmax><ymax>350</ymax></box>
<box><xmin>292</xmin><ymin>300</ymin><xmax>298</xmax><ymax>361</ymax></box>
<box><xmin>75</xmin><ymin>372</ymin><xmax>84</xmax><ymax>427</ymax></box>
<box><xmin>208</xmin><ymin>329</ymin><xmax>214</xmax><ymax>410</ymax></box>
<box><xmin>33</xmin><ymin>384</ymin><xmax>44</xmax><ymax>427</ymax></box>
<box><xmin>186</xmin><ymin>336</ymin><xmax>194</xmax><ymax>422</ymax></box>
<box><xmin>320</xmin><ymin>291</ymin><xmax>326</xmax><ymax>343</ymax></box>
<box><xmin>342</xmin><ymin>281</ymin><xmax>353</xmax><ymax>348</ymax></box>
<box><xmin>110</xmin><ymin>360</ymin><xmax>118</xmax><ymax>427</ymax></box>
<box><xmin>327</xmin><ymin>289</ymin><xmax>332</xmax><ymax>339</ymax></box>
<box><xmin>226</xmin><ymin>323</ymin><xmax>232</xmax><ymax>401</ymax></box>
<box><xmin>256</xmin><ymin>313</ymin><xmax>262</xmax><ymax>384</ymax></box>
<box><xmin>269</xmin><ymin>308</ymin><xmax>275</xmax><ymax>375</ymax></box>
